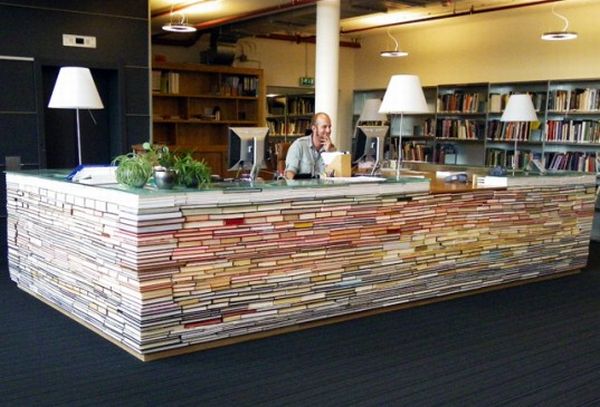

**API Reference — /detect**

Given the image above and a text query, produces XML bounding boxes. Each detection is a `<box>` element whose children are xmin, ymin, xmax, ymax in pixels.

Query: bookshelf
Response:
<box><xmin>485</xmin><ymin>80</ymin><xmax>547</xmax><ymax>169</ymax></box>
<box><xmin>435</xmin><ymin>83</ymin><xmax>488</xmax><ymax>166</ymax></box>
<box><xmin>152</xmin><ymin>62</ymin><xmax>265</xmax><ymax>176</ymax></box>
<box><xmin>352</xmin><ymin>87</ymin><xmax>437</xmax><ymax>164</ymax></box>
<box><xmin>543</xmin><ymin>79</ymin><xmax>600</xmax><ymax>173</ymax></box>
<box><xmin>266</xmin><ymin>87</ymin><xmax>315</xmax><ymax>141</ymax></box>
<box><xmin>353</xmin><ymin>78</ymin><xmax>600</xmax><ymax>173</ymax></box>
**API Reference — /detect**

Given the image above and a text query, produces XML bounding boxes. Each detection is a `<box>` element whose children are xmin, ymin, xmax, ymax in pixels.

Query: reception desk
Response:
<box><xmin>6</xmin><ymin>169</ymin><xmax>596</xmax><ymax>360</ymax></box>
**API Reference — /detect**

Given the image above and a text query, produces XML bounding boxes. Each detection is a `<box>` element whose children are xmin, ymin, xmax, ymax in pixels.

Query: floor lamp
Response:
<box><xmin>378</xmin><ymin>75</ymin><xmax>429</xmax><ymax>180</ymax></box>
<box><xmin>500</xmin><ymin>94</ymin><xmax>538</xmax><ymax>175</ymax></box>
<box><xmin>48</xmin><ymin>67</ymin><xmax>104</xmax><ymax>166</ymax></box>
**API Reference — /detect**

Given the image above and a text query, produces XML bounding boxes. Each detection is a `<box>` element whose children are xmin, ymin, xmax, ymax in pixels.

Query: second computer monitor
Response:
<box><xmin>352</xmin><ymin>125</ymin><xmax>389</xmax><ymax>165</ymax></box>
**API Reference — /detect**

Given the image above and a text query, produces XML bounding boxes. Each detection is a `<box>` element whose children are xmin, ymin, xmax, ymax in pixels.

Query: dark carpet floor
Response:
<box><xmin>1</xmin><ymin>243</ymin><xmax>600</xmax><ymax>406</ymax></box>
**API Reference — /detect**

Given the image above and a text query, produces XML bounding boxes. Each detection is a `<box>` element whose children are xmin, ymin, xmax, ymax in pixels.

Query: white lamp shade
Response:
<box><xmin>500</xmin><ymin>94</ymin><xmax>538</xmax><ymax>122</ymax></box>
<box><xmin>48</xmin><ymin>67</ymin><xmax>104</xmax><ymax>109</ymax></box>
<box><xmin>359</xmin><ymin>98</ymin><xmax>387</xmax><ymax>122</ymax></box>
<box><xmin>379</xmin><ymin>75</ymin><xmax>429</xmax><ymax>114</ymax></box>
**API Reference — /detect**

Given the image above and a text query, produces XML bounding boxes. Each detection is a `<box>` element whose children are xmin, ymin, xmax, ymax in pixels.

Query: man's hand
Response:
<box><xmin>320</xmin><ymin>134</ymin><xmax>335</xmax><ymax>152</ymax></box>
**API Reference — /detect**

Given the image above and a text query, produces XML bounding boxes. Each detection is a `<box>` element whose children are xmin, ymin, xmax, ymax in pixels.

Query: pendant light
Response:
<box><xmin>380</xmin><ymin>30</ymin><xmax>408</xmax><ymax>57</ymax></box>
<box><xmin>162</xmin><ymin>4</ymin><xmax>197</xmax><ymax>33</ymax></box>
<box><xmin>541</xmin><ymin>4</ymin><xmax>577</xmax><ymax>41</ymax></box>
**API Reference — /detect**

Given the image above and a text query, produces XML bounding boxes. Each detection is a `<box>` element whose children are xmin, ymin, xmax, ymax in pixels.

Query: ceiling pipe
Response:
<box><xmin>256</xmin><ymin>33</ymin><xmax>360</xmax><ymax>48</ymax></box>
<box><xmin>155</xmin><ymin>0</ymin><xmax>320</xmax><ymax>31</ymax></box>
<box><xmin>341</xmin><ymin>0</ymin><xmax>563</xmax><ymax>34</ymax></box>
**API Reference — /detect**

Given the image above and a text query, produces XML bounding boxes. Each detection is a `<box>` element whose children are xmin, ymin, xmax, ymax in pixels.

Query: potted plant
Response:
<box><xmin>174</xmin><ymin>152</ymin><xmax>211</xmax><ymax>188</ymax></box>
<box><xmin>112</xmin><ymin>152</ymin><xmax>153</xmax><ymax>188</ymax></box>
<box><xmin>143</xmin><ymin>142</ymin><xmax>178</xmax><ymax>189</ymax></box>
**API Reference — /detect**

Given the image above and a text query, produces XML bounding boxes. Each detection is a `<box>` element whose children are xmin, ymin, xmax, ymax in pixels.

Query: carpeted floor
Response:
<box><xmin>1</xmin><ymin>244</ymin><xmax>600</xmax><ymax>406</ymax></box>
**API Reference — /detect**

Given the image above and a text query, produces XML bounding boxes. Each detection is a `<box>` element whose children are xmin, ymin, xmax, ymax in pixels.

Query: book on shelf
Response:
<box><xmin>152</xmin><ymin>70</ymin><xmax>161</xmax><ymax>92</ymax></box>
<box><xmin>438</xmin><ymin>119</ymin><xmax>483</xmax><ymax>140</ymax></box>
<box><xmin>549</xmin><ymin>87</ymin><xmax>600</xmax><ymax>112</ymax></box>
<box><xmin>545</xmin><ymin>151</ymin><xmax>597</xmax><ymax>172</ymax></box>
<box><xmin>437</xmin><ymin>91</ymin><xmax>481</xmax><ymax>113</ymax></box>
<box><xmin>403</xmin><ymin>141</ymin><xmax>431</xmax><ymax>162</ymax></box>
<box><xmin>159</xmin><ymin>71</ymin><xmax>179</xmax><ymax>94</ymax></box>
<box><xmin>489</xmin><ymin>93</ymin><xmax>502</xmax><ymax>113</ymax></box>
<box><xmin>545</xmin><ymin>119</ymin><xmax>600</xmax><ymax>143</ymax></box>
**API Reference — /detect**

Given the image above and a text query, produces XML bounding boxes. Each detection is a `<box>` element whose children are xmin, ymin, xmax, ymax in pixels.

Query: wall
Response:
<box><xmin>0</xmin><ymin>0</ymin><xmax>150</xmax><ymax>265</ymax></box>
<box><xmin>352</xmin><ymin>0</ymin><xmax>600</xmax><ymax>89</ymax></box>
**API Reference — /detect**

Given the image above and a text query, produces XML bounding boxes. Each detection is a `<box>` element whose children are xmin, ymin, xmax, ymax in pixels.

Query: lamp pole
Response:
<box><xmin>396</xmin><ymin>112</ymin><xmax>403</xmax><ymax>180</ymax></box>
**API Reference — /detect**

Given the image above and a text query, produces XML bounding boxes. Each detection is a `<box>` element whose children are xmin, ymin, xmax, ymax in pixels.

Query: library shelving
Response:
<box><xmin>435</xmin><ymin>83</ymin><xmax>489</xmax><ymax>166</ymax></box>
<box><xmin>151</xmin><ymin>62</ymin><xmax>265</xmax><ymax>176</ymax></box>
<box><xmin>484</xmin><ymin>80</ymin><xmax>547</xmax><ymax>169</ymax></box>
<box><xmin>266</xmin><ymin>87</ymin><xmax>315</xmax><ymax>141</ymax></box>
<box><xmin>353</xmin><ymin>78</ymin><xmax>600</xmax><ymax>173</ymax></box>
<box><xmin>351</xmin><ymin>87</ymin><xmax>437</xmax><ymax>164</ymax></box>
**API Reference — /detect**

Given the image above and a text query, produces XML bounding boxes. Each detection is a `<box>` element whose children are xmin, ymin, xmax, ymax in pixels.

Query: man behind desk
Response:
<box><xmin>284</xmin><ymin>112</ymin><xmax>336</xmax><ymax>180</ymax></box>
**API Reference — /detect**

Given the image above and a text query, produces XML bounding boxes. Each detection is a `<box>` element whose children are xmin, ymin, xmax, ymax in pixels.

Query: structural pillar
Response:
<box><xmin>315</xmin><ymin>0</ymin><xmax>340</xmax><ymax>144</ymax></box>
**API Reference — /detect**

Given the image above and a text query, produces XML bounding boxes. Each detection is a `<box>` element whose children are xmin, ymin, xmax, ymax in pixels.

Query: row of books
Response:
<box><xmin>434</xmin><ymin>143</ymin><xmax>458</xmax><ymax>164</ymax></box>
<box><xmin>437</xmin><ymin>92</ymin><xmax>482</xmax><ymax>113</ymax></box>
<box><xmin>487</xmin><ymin>120</ymin><xmax>534</xmax><ymax>141</ymax></box>
<box><xmin>220</xmin><ymin>76</ymin><xmax>258</xmax><ymax>97</ymax></box>
<box><xmin>489</xmin><ymin>92</ymin><xmax>545</xmax><ymax>113</ymax></box>
<box><xmin>267</xmin><ymin>118</ymin><xmax>311</xmax><ymax>136</ymax></box>
<box><xmin>485</xmin><ymin>148</ymin><xmax>540</xmax><ymax>169</ymax></box>
<box><xmin>412</xmin><ymin>118</ymin><xmax>435</xmax><ymax>137</ymax></box>
<box><xmin>547</xmin><ymin>88</ymin><xmax>600</xmax><ymax>112</ymax></box>
<box><xmin>152</xmin><ymin>71</ymin><xmax>180</xmax><ymax>94</ymax></box>
<box><xmin>546</xmin><ymin>151</ymin><xmax>599</xmax><ymax>172</ymax></box>
<box><xmin>486</xmin><ymin>148</ymin><xmax>599</xmax><ymax>172</ymax></box>
<box><xmin>402</xmin><ymin>141</ymin><xmax>431</xmax><ymax>162</ymax></box>
<box><xmin>545</xmin><ymin>119</ymin><xmax>600</xmax><ymax>143</ymax></box>
<box><xmin>288</xmin><ymin>98</ymin><xmax>314</xmax><ymax>115</ymax></box>
<box><xmin>437</xmin><ymin>119</ymin><xmax>484</xmax><ymax>140</ymax></box>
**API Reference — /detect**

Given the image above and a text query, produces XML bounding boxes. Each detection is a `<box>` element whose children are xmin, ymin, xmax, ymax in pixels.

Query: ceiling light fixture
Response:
<box><xmin>380</xmin><ymin>30</ymin><xmax>408</xmax><ymax>57</ymax></box>
<box><xmin>541</xmin><ymin>4</ymin><xmax>577</xmax><ymax>41</ymax></box>
<box><xmin>162</xmin><ymin>3</ymin><xmax>197</xmax><ymax>33</ymax></box>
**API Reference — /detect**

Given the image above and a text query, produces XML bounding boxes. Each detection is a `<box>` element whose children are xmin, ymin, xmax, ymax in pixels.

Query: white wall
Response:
<box><xmin>353</xmin><ymin>0</ymin><xmax>600</xmax><ymax>88</ymax></box>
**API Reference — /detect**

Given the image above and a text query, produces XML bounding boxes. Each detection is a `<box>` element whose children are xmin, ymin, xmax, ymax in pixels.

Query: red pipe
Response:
<box><xmin>256</xmin><ymin>33</ymin><xmax>361</xmax><ymax>48</ymax></box>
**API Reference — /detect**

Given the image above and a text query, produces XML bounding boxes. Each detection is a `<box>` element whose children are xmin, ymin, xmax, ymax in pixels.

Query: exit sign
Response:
<box><xmin>299</xmin><ymin>76</ymin><xmax>315</xmax><ymax>87</ymax></box>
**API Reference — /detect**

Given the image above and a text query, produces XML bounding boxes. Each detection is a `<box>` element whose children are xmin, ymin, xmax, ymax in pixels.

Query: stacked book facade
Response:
<box><xmin>6</xmin><ymin>173</ymin><xmax>595</xmax><ymax>358</ymax></box>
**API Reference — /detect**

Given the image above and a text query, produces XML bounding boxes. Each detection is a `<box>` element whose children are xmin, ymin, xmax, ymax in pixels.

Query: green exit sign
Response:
<box><xmin>299</xmin><ymin>76</ymin><xmax>315</xmax><ymax>87</ymax></box>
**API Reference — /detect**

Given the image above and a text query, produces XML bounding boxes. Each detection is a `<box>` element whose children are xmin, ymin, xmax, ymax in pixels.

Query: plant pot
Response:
<box><xmin>114</xmin><ymin>154</ymin><xmax>152</xmax><ymax>188</ymax></box>
<box><xmin>154</xmin><ymin>169</ymin><xmax>177</xmax><ymax>189</ymax></box>
<box><xmin>184</xmin><ymin>179</ymin><xmax>199</xmax><ymax>188</ymax></box>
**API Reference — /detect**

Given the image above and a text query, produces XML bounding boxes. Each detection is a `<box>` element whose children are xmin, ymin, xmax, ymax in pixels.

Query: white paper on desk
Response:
<box><xmin>320</xmin><ymin>176</ymin><xmax>386</xmax><ymax>183</ymax></box>
<box><xmin>72</xmin><ymin>166</ymin><xmax>118</xmax><ymax>185</ymax></box>
<box><xmin>321</xmin><ymin>151</ymin><xmax>346</xmax><ymax>165</ymax></box>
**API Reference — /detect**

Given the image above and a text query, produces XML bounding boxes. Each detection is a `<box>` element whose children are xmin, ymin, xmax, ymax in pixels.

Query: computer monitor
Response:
<box><xmin>352</xmin><ymin>125</ymin><xmax>389</xmax><ymax>174</ymax></box>
<box><xmin>227</xmin><ymin>127</ymin><xmax>269</xmax><ymax>180</ymax></box>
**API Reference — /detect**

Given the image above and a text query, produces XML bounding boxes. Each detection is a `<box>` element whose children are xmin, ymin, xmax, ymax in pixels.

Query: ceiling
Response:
<box><xmin>150</xmin><ymin>0</ymin><xmax>562</xmax><ymax>47</ymax></box>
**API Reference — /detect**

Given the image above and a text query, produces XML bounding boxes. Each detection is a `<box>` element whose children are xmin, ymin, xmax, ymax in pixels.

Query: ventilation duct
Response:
<box><xmin>200</xmin><ymin>31</ymin><xmax>238</xmax><ymax>65</ymax></box>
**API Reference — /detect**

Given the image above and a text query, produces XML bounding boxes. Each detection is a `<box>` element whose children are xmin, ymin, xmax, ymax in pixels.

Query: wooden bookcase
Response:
<box><xmin>266</xmin><ymin>87</ymin><xmax>315</xmax><ymax>142</ymax></box>
<box><xmin>152</xmin><ymin>62</ymin><xmax>265</xmax><ymax>176</ymax></box>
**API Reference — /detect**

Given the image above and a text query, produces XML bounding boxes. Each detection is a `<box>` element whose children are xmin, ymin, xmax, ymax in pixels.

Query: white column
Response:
<box><xmin>315</xmin><ymin>0</ymin><xmax>340</xmax><ymax>145</ymax></box>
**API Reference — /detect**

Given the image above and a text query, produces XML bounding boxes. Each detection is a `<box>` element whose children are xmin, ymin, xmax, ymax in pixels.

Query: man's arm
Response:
<box><xmin>284</xmin><ymin>140</ymin><xmax>301</xmax><ymax>180</ymax></box>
